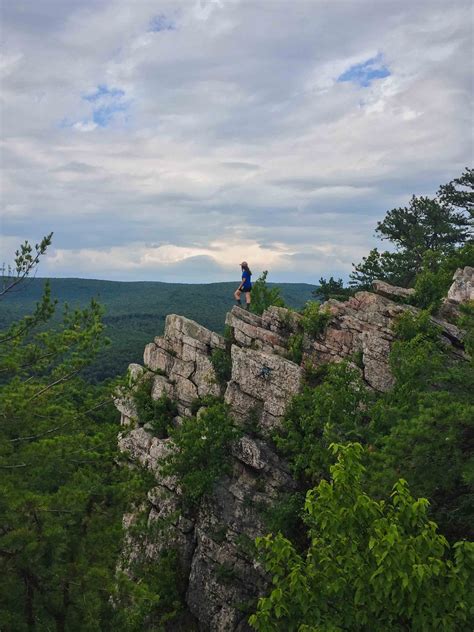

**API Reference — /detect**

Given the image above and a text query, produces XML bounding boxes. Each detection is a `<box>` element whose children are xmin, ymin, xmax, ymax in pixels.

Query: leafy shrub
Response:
<box><xmin>302</xmin><ymin>360</ymin><xmax>328</xmax><ymax>388</ymax></box>
<box><xmin>113</xmin><ymin>549</ymin><xmax>193</xmax><ymax>631</ymax></box>
<box><xmin>211</xmin><ymin>347</ymin><xmax>232</xmax><ymax>387</ymax></box>
<box><xmin>459</xmin><ymin>300</ymin><xmax>474</xmax><ymax>356</ymax></box>
<box><xmin>190</xmin><ymin>394</ymin><xmax>222</xmax><ymax>416</ymax></box>
<box><xmin>250</xmin><ymin>271</ymin><xmax>285</xmax><ymax>315</ymax></box>
<box><xmin>260</xmin><ymin>491</ymin><xmax>306</xmax><ymax>546</ymax></box>
<box><xmin>369</xmin><ymin>308</ymin><xmax>474</xmax><ymax>540</ymax></box>
<box><xmin>133</xmin><ymin>377</ymin><xmax>177</xmax><ymax>438</ymax></box>
<box><xmin>393</xmin><ymin>309</ymin><xmax>439</xmax><ymax>341</ymax></box>
<box><xmin>162</xmin><ymin>402</ymin><xmax>241</xmax><ymax>508</ymax></box>
<box><xmin>275</xmin><ymin>362</ymin><xmax>371</xmax><ymax>486</ymax></box>
<box><xmin>412</xmin><ymin>243</ymin><xmax>474</xmax><ymax>311</ymax></box>
<box><xmin>286</xmin><ymin>332</ymin><xmax>303</xmax><ymax>364</ymax></box>
<box><xmin>249</xmin><ymin>443</ymin><xmax>474</xmax><ymax>632</ymax></box>
<box><xmin>301</xmin><ymin>301</ymin><xmax>331</xmax><ymax>337</ymax></box>
<box><xmin>314</xmin><ymin>276</ymin><xmax>353</xmax><ymax>302</ymax></box>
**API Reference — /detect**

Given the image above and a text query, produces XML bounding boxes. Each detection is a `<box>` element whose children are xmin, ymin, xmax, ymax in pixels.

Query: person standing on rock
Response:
<box><xmin>234</xmin><ymin>261</ymin><xmax>252</xmax><ymax>310</ymax></box>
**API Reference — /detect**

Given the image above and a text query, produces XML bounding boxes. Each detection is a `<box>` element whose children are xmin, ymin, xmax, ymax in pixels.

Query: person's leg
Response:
<box><xmin>234</xmin><ymin>288</ymin><xmax>242</xmax><ymax>305</ymax></box>
<box><xmin>245</xmin><ymin>291</ymin><xmax>251</xmax><ymax>310</ymax></box>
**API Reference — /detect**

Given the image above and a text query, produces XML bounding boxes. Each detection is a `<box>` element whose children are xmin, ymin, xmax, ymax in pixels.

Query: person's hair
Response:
<box><xmin>242</xmin><ymin>262</ymin><xmax>252</xmax><ymax>275</ymax></box>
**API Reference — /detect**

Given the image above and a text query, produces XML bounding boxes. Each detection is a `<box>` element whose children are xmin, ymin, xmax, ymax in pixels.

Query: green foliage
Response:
<box><xmin>275</xmin><ymin>362</ymin><xmax>371</xmax><ymax>486</ymax></box>
<box><xmin>411</xmin><ymin>242</ymin><xmax>474</xmax><ymax>310</ymax></box>
<box><xmin>1</xmin><ymin>233</ymin><xmax>53</xmax><ymax>297</ymax></box>
<box><xmin>260</xmin><ymin>492</ymin><xmax>306</xmax><ymax>545</ymax></box>
<box><xmin>369</xmin><ymin>310</ymin><xmax>474</xmax><ymax>540</ymax></box>
<box><xmin>132</xmin><ymin>376</ymin><xmax>177</xmax><ymax>438</ymax></box>
<box><xmin>300</xmin><ymin>301</ymin><xmax>331</xmax><ymax>338</ymax></box>
<box><xmin>459</xmin><ymin>301</ymin><xmax>474</xmax><ymax>356</ymax></box>
<box><xmin>250</xmin><ymin>271</ymin><xmax>286</xmax><ymax>315</ymax></box>
<box><xmin>249</xmin><ymin>443</ymin><xmax>474</xmax><ymax>632</ymax></box>
<box><xmin>0</xmin><ymin>238</ymin><xmax>149</xmax><ymax>631</ymax></box>
<box><xmin>287</xmin><ymin>333</ymin><xmax>304</xmax><ymax>365</ymax></box>
<box><xmin>437</xmin><ymin>166</ymin><xmax>474</xmax><ymax>218</ymax></box>
<box><xmin>162</xmin><ymin>402</ymin><xmax>241</xmax><ymax>508</ymax></box>
<box><xmin>113</xmin><ymin>549</ymin><xmax>195</xmax><ymax>631</ymax></box>
<box><xmin>350</xmin><ymin>169</ymin><xmax>472</xmax><ymax>289</ymax></box>
<box><xmin>350</xmin><ymin>247</ymin><xmax>415</xmax><ymax>289</ymax></box>
<box><xmin>377</xmin><ymin>194</ymin><xmax>470</xmax><ymax>256</ymax></box>
<box><xmin>211</xmin><ymin>347</ymin><xmax>232</xmax><ymax>387</ymax></box>
<box><xmin>189</xmin><ymin>394</ymin><xmax>222</xmax><ymax>416</ymax></box>
<box><xmin>314</xmin><ymin>276</ymin><xmax>352</xmax><ymax>302</ymax></box>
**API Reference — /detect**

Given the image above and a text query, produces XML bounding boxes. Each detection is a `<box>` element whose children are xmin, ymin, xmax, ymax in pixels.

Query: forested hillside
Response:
<box><xmin>0</xmin><ymin>278</ymin><xmax>316</xmax><ymax>381</ymax></box>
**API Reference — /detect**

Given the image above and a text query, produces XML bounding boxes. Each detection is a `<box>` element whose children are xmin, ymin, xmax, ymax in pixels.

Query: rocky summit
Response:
<box><xmin>115</xmin><ymin>267</ymin><xmax>472</xmax><ymax>632</ymax></box>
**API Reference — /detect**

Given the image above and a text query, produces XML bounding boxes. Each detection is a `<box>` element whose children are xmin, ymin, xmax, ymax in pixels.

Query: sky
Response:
<box><xmin>0</xmin><ymin>0</ymin><xmax>472</xmax><ymax>284</ymax></box>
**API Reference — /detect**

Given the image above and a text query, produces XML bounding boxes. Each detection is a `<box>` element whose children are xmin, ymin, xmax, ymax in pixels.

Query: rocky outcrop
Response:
<box><xmin>372</xmin><ymin>279</ymin><xmax>415</xmax><ymax>301</ymax></box>
<box><xmin>115</xmin><ymin>279</ymin><xmax>470</xmax><ymax>631</ymax></box>
<box><xmin>440</xmin><ymin>266</ymin><xmax>474</xmax><ymax>321</ymax></box>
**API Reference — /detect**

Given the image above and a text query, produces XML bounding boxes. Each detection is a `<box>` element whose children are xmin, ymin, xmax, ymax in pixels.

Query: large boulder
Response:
<box><xmin>440</xmin><ymin>266</ymin><xmax>474</xmax><ymax>321</ymax></box>
<box><xmin>225</xmin><ymin>345</ymin><xmax>303</xmax><ymax>431</ymax></box>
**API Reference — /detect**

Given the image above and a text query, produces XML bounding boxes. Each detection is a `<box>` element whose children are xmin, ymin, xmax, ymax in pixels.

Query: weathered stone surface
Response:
<box><xmin>113</xmin><ymin>364</ymin><xmax>145</xmax><ymax>424</ymax></box>
<box><xmin>174</xmin><ymin>376</ymin><xmax>199</xmax><ymax>406</ymax></box>
<box><xmin>313</xmin><ymin>292</ymin><xmax>415</xmax><ymax>391</ymax></box>
<box><xmin>226</xmin><ymin>306</ymin><xmax>287</xmax><ymax>354</ymax></box>
<box><xmin>448</xmin><ymin>266</ymin><xmax>474</xmax><ymax>303</ymax></box>
<box><xmin>116</xmin><ymin>280</ymin><xmax>472</xmax><ymax>632</ymax></box>
<box><xmin>186</xmin><ymin>438</ymin><xmax>296</xmax><ymax>632</ymax></box>
<box><xmin>372</xmin><ymin>279</ymin><xmax>415</xmax><ymax>300</ymax></box>
<box><xmin>440</xmin><ymin>266</ymin><xmax>474</xmax><ymax>321</ymax></box>
<box><xmin>166</xmin><ymin>313</ymin><xmax>226</xmax><ymax>350</ymax></box>
<box><xmin>151</xmin><ymin>375</ymin><xmax>174</xmax><ymax>400</ymax></box>
<box><xmin>227</xmin><ymin>345</ymin><xmax>303</xmax><ymax>430</ymax></box>
<box><xmin>194</xmin><ymin>354</ymin><xmax>221</xmax><ymax>398</ymax></box>
<box><xmin>143</xmin><ymin>342</ymin><xmax>175</xmax><ymax>374</ymax></box>
<box><xmin>262</xmin><ymin>305</ymin><xmax>302</xmax><ymax>335</ymax></box>
<box><xmin>224</xmin><ymin>381</ymin><xmax>262</xmax><ymax>423</ymax></box>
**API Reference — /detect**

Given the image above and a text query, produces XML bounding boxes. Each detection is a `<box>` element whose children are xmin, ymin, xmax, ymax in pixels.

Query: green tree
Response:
<box><xmin>350</xmin><ymin>170</ymin><xmax>472</xmax><ymax>289</ymax></box>
<box><xmin>369</xmin><ymin>310</ymin><xmax>474</xmax><ymax>541</ymax></box>
<box><xmin>250</xmin><ymin>271</ymin><xmax>285</xmax><ymax>315</ymax></box>
<box><xmin>349</xmin><ymin>248</ymin><xmax>413</xmax><ymax>289</ymax></box>
<box><xmin>411</xmin><ymin>242</ymin><xmax>474</xmax><ymax>311</ymax></box>
<box><xmin>161</xmin><ymin>401</ymin><xmax>241</xmax><ymax>508</ymax></box>
<box><xmin>313</xmin><ymin>277</ymin><xmax>352</xmax><ymax>302</ymax></box>
<box><xmin>275</xmin><ymin>362</ymin><xmax>371</xmax><ymax>486</ymax></box>
<box><xmin>438</xmin><ymin>167</ymin><xmax>474</xmax><ymax>218</ymax></box>
<box><xmin>249</xmin><ymin>443</ymin><xmax>474</xmax><ymax>632</ymax></box>
<box><xmin>0</xmin><ymin>238</ymin><xmax>148</xmax><ymax>631</ymax></box>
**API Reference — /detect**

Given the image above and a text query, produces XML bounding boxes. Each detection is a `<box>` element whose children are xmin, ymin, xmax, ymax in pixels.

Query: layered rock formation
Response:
<box><xmin>440</xmin><ymin>265</ymin><xmax>474</xmax><ymax>321</ymax></box>
<box><xmin>115</xmin><ymin>267</ymin><xmax>471</xmax><ymax>631</ymax></box>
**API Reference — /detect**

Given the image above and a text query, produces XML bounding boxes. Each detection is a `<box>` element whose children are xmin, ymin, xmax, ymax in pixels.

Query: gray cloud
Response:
<box><xmin>1</xmin><ymin>0</ymin><xmax>472</xmax><ymax>283</ymax></box>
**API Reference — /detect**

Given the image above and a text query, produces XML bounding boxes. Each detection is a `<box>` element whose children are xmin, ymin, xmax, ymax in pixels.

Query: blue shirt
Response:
<box><xmin>241</xmin><ymin>269</ymin><xmax>252</xmax><ymax>290</ymax></box>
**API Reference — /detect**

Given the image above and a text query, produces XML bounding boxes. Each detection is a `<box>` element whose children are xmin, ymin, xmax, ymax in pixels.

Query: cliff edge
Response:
<box><xmin>114</xmin><ymin>267</ymin><xmax>471</xmax><ymax>632</ymax></box>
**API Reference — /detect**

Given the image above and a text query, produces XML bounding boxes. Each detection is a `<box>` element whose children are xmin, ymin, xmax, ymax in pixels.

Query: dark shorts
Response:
<box><xmin>240</xmin><ymin>286</ymin><xmax>252</xmax><ymax>292</ymax></box>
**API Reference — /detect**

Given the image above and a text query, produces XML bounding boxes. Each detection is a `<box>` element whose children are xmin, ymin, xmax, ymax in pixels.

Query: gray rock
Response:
<box><xmin>372</xmin><ymin>279</ymin><xmax>415</xmax><ymax>300</ymax></box>
<box><xmin>115</xmin><ymin>279</ymin><xmax>470</xmax><ymax>631</ymax></box>
<box><xmin>151</xmin><ymin>375</ymin><xmax>174</xmax><ymax>400</ymax></box>
<box><xmin>227</xmin><ymin>345</ymin><xmax>303</xmax><ymax>430</ymax></box>
<box><xmin>440</xmin><ymin>266</ymin><xmax>474</xmax><ymax>321</ymax></box>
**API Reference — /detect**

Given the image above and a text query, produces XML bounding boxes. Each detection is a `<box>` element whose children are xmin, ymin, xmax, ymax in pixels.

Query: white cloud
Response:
<box><xmin>0</xmin><ymin>0</ymin><xmax>472</xmax><ymax>283</ymax></box>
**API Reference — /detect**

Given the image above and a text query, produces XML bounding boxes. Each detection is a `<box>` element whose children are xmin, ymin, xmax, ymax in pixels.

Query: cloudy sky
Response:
<box><xmin>1</xmin><ymin>0</ymin><xmax>472</xmax><ymax>283</ymax></box>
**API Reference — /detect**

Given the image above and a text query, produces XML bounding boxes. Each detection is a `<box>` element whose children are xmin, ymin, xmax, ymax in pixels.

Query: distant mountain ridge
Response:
<box><xmin>1</xmin><ymin>277</ymin><xmax>317</xmax><ymax>381</ymax></box>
